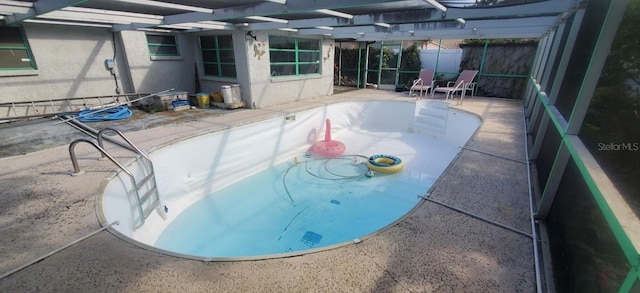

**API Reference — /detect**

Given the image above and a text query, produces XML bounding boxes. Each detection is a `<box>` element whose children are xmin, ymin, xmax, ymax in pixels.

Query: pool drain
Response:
<box><xmin>302</xmin><ymin>231</ymin><xmax>323</xmax><ymax>247</ymax></box>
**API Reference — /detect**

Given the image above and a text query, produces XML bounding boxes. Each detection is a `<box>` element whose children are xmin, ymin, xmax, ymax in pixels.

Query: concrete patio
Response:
<box><xmin>0</xmin><ymin>89</ymin><xmax>535</xmax><ymax>292</ymax></box>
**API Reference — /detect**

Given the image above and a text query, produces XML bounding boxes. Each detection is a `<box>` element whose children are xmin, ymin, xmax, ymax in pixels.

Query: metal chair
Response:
<box><xmin>409</xmin><ymin>68</ymin><xmax>435</xmax><ymax>98</ymax></box>
<box><xmin>431</xmin><ymin>70</ymin><xmax>479</xmax><ymax>103</ymax></box>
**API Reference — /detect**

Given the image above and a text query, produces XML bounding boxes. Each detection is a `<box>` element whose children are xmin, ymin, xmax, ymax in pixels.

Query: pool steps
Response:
<box><xmin>412</xmin><ymin>102</ymin><xmax>449</xmax><ymax>135</ymax></box>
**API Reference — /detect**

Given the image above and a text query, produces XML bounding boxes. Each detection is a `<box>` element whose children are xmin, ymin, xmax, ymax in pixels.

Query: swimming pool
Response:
<box><xmin>98</xmin><ymin>100</ymin><xmax>481</xmax><ymax>260</ymax></box>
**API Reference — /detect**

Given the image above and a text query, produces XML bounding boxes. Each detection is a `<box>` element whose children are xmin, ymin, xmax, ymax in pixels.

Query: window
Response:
<box><xmin>0</xmin><ymin>27</ymin><xmax>36</xmax><ymax>70</ymax></box>
<box><xmin>200</xmin><ymin>35</ymin><xmax>236</xmax><ymax>78</ymax></box>
<box><xmin>146</xmin><ymin>34</ymin><xmax>180</xmax><ymax>59</ymax></box>
<box><xmin>269</xmin><ymin>36</ymin><xmax>320</xmax><ymax>76</ymax></box>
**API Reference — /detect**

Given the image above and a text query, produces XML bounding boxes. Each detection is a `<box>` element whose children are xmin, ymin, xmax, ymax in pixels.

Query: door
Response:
<box><xmin>364</xmin><ymin>42</ymin><xmax>402</xmax><ymax>90</ymax></box>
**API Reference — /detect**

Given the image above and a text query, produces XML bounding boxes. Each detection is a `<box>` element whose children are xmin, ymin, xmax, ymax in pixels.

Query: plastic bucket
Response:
<box><xmin>230</xmin><ymin>84</ymin><xmax>241</xmax><ymax>103</ymax></box>
<box><xmin>196</xmin><ymin>93</ymin><xmax>210</xmax><ymax>108</ymax></box>
<box><xmin>221</xmin><ymin>85</ymin><xmax>233</xmax><ymax>104</ymax></box>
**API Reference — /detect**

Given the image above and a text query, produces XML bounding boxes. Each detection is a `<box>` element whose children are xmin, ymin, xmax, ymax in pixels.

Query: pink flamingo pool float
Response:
<box><xmin>311</xmin><ymin>119</ymin><xmax>345</xmax><ymax>157</ymax></box>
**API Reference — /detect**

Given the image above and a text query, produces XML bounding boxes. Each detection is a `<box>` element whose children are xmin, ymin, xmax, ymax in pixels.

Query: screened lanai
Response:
<box><xmin>1</xmin><ymin>0</ymin><xmax>638</xmax><ymax>292</ymax></box>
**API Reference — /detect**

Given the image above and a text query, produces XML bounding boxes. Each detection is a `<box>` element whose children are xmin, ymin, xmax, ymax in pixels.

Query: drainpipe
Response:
<box><xmin>113</xmin><ymin>31</ymin><xmax>135</xmax><ymax>94</ymax></box>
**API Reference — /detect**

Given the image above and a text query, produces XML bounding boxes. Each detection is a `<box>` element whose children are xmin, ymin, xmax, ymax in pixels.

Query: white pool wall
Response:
<box><xmin>100</xmin><ymin>100</ymin><xmax>480</xmax><ymax>245</ymax></box>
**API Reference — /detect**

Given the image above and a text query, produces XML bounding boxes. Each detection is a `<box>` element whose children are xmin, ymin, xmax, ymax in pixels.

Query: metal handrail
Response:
<box><xmin>97</xmin><ymin>128</ymin><xmax>151</xmax><ymax>161</ymax></box>
<box><xmin>97</xmin><ymin>128</ymin><xmax>162</xmax><ymax>224</ymax></box>
<box><xmin>68</xmin><ymin>139</ymin><xmax>146</xmax><ymax>227</ymax></box>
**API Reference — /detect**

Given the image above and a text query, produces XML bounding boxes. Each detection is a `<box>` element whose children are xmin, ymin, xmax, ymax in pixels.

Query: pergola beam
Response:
<box><xmin>298</xmin><ymin>21</ymin><xmax>460</xmax><ymax>35</ymax></box>
<box><xmin>217</xmin><ymin>0</ymin><xmax>411</xmax><ymax>18</ymax></box>
<box><xmin>4</xmin><ymin>0</ymin><xmax>88</xmax><ymax>24</ymax></box>
<box><xmin>114</xmin><ymin>0</ymin><xmax>409</xmax><ymax>32</ymax></box>
<box><xmin>447</xmin><ymin>0</ymin><xmax>577</xmax><ymax>19</ymax></box>
<box><xmin>0</xmin><ymin>3</ymin><xmax>32</xmax><ymax>14</ymax></box>
<box><xmin>299</xmin><ymin>16</ymin><xmax>555</xmax><ymax>38</ymax></box>
<box><xmin>330</xmin><ymin>24</ymin><xmax>549</xmax><ymax>41</ymax></box>
<box><xmin>246</xmin><ymin>9</ymin><xmax>442</xmax><ymax>31</ymax></box>
<box><xmin>38</xmin><ymin>9</ymin><xmax>163</xmax><ymax>25</ymax></box>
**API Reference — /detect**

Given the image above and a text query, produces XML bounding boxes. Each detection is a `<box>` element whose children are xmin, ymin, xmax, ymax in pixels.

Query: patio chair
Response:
<box><xmin>431</xmin><ymin>70</ymin><xmax>479</xmax><ymax>104</ymax></box>
<box><xmin>409</xmin><ymin>68</ymin><xmax>435</xmax><ymax>98</ymax></box>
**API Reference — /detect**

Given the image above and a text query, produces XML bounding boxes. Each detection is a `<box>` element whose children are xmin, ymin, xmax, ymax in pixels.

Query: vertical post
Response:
<box><xmin>215</xmin><ymin>36</ymin><xmax>222</xmax><ymax>78</ymax></box>
<box><xmin>478</xmin><ymin>39</ymin><xmax>489</xmax><ymax>86</ymax></box>
<box><xmin>294</xmin><ymin>38</ymin><xmax>300</xmax><ymax>76</ymax></box>
<box><xmin>338</xmin><ymin>41</ymin><xmax>343</xmax><ymax>86</ymax></box>
<box><xmin>377</xmin><ymin>42</ymin><xmax>384</xmax><ymax>88</ymax></box>
<box><xmin>395</xmin><ymin>40</ymin><xmax>403</xmax><ymax>86</ymax></box>
<box><xmin>356</xmin><ymin>42</ymin><xmax>362</xmax><ymax>89</ymax></box>
<box><xmin>434</xmin><ymin>39</ymin><xmax>441</xmax><ymax>75</ymax></box>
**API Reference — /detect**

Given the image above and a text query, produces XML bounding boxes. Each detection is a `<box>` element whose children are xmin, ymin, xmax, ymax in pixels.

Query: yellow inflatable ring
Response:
<box><xmin>366</xmin><ymin>154</ymin><xmax>404</xmax><ymax>173</ymax></box>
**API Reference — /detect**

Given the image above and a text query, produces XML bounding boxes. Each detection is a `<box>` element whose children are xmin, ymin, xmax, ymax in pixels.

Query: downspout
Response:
<box><xmin>112</xmin><ymin>31</ymin><xmax>135</xmax><ymax>93</ymax></box>
<box><xmin>110</xmin><ymin>32</ymin><xmax>121</xmax><ymax>95</ymax></box>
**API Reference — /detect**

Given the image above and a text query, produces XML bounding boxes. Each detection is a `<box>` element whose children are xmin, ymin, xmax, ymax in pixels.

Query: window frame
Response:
<box><xmin>199</xmin><ymin>35</ymin><xmax>236</xmax><ymax>79</ymax></box>
<box><xmin>0</xmin><ymin>26</ymin><xmax>37</xmax><ymax>74</ymax></box>
<box><xmin>145</xmin><ymin>34</ymin><xmax>181</xmax><ymax>60</ymax></box>
<box><xmin>269</xmin><ymin>36</ymin><xmax>321</xmax><ymax>77</ymax></box>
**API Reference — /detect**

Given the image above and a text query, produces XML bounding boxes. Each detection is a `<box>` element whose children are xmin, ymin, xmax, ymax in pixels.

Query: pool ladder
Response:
<box><xmin>69</xmin><ymin>127</ymin><xmax>165</xmax><ymax>230</ymax></box>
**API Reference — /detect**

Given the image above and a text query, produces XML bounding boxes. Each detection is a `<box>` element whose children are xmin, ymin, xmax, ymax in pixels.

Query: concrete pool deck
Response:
<box><xmin>0</xmin><ymin>90</ymin><xmax>535</xmax><ymax>292</ymax></box>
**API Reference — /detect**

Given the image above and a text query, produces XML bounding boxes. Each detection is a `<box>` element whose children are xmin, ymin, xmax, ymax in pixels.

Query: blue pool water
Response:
<box><xmin>154</xmin><ymin>155</ymin><xmax>429</xmax><ymax>258</ymax></box>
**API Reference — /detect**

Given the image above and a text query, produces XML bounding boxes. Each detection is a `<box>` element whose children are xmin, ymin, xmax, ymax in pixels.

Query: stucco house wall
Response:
<box><xmin>0</xmin><ymin>24</ymin><xmax>123</xmax><ymax>103</ymax></box>
<box><xmin>195</xmin><ymin>31</ymin><xmax>334</xmax><ymax>109</ymax></box>
<box><xmin>241</xmin><ymin>31</ymin><xmax>334</xmax><ymax>109</ymax></box>
<box><xmin>118</xmin><ymin>30</ymin><xmax>196</xmax><ymax>94</ymax></box>
<box><xmin>1</xmin><ymin>24</ymin><xmax>335</xmax><ymax>109</ymax></box>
